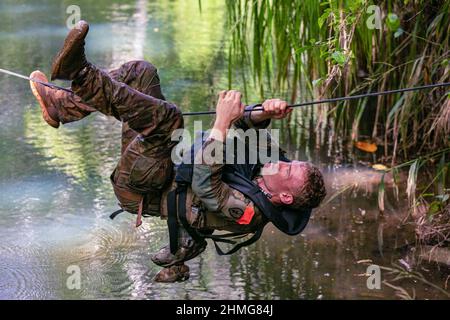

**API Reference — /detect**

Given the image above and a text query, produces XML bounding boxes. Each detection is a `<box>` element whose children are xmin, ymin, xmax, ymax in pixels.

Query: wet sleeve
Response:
<box><xmin>232</xmin><ymin>105</ymin><xmax>288</xmax><ymax>163</ymax></box>
<box><xmin>233</xmin><ymin>104</ymin><xmax>271</xmax><ymax>131</ymax></box>
<box><xmin>191</xmin><ymin>138</ymin><xmax>256</xmax><ymax>223</ymax></box>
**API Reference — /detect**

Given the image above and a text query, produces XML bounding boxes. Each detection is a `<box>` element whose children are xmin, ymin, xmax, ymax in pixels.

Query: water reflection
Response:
<box><xmin>0</xmin><ymin>0</ymin><xmax>448</xmax><ymax>300</ymax></box>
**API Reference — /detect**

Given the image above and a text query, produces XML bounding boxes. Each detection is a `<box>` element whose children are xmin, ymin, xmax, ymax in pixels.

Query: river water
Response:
<box><xmin>0</xmin><ymin>0</ymin><xmax>448</xmax><ymax>299</ymax></box>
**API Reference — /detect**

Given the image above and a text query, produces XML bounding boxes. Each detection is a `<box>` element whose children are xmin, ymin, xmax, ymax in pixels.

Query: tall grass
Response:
<box><xmin>226</xmin><ymin>0</ymin><xmax>449</xmax><ymax>161</ymax></box>
<box><xmin>225</xmin><ymin>0</ymin><xmax>450</xmax><ymax>229</ymax></box>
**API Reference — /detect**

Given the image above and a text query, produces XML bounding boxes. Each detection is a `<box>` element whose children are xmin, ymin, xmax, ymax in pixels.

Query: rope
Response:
<box><xmin>186</xmin><ymin>82</ymin><xmax>450</xmax><ymax>115</ymax></box>
<box><xmin>1</xmin><ymin>67</ymin><xmax>449</xmax><ymax>116</ymax></box>
<box><xmin>0</xmin><ymin>68</ymin><xmax>74</xmax><ymax>93</ymax></box>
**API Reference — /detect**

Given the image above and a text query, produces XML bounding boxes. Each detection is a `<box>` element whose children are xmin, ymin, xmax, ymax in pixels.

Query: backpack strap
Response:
<box><xmin>167</xmin><ymin>188</ymin><xmax>180</xmax><ymax>254</ymax></box>
<box><xmin>212</xmin><ymin>226</ymin><xmax>265</xmax><ymax>256</ymax></box>
<box><xmin>109</xmin><ymin>208</ymin><xmax>124</xmax><ymax>220</ymax></box>
<box><xmin>109</xmin><ymin>195</ymin><xmax>144</xmax><ymax>228</ymax></box>
<box><xmin>168</xmin><ymin>184</ymin><xmax>207</xmax><ymax>254</ymax></box>
<box><xmin>167</xmin><ymin>183</ymin><xmax>266</xmax><ymax>256</ymax></box>
<box><xmin>176</xmin><ymin>185</ymin><xmax>206</xmax><ymax>245</ymax></box>
<box><xmin>167</xmin><ymin>184</ymin><xmax>202</xmax><ymax>254</ymax></box>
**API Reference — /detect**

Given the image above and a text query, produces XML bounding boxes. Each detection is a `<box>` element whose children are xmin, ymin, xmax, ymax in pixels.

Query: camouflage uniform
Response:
<box><xmin>159</xmin><ymin>116</ymin><xmax>271</xmax><ymax>234</ymax></box>
<box><xmin>53</xmin><ymin>60</ymin><xmax>268</xmax><ymax>258</ymax></box>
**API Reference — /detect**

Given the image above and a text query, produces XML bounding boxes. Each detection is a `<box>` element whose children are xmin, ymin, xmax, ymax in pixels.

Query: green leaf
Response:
<box><xmin>386</xmin><ymin>13</ymin><xmax>400</xmax><ymax>31</ymax></box>
<box><xmin>331</xmin><ymin>50</ymin><xmax>346</xmax><ymax>66</ymax></box>
<box><xmin>387</xmin><ymin>94</ymin><xmax>405</xmax><ymax>125</ymax></box>
<box><xmin>318</xmin><ymin>9</ymin><xmax>331</xmax><ymax>28</ymax></box>
<box><xmin>428</xmin><ymin>201</ymin><xmax>441</xmax><ymax>216</ymax></box>
<box><xmin>312</xmin><ymin>78</ymin><xmax>323</xmax><ymax>87</ymax></box>
<box><xmin>421</xmin><ymin>193</ymin><xmax>435</xmax><ymax>198</ymax></box>
<box><xmin>320</xmin><ymin>48</ymin><xmax>330</xmax><ymax>59</ymax></box>
<box><xmin>348</xmin><ymin>0</ymin><xmax>364</xmax><ymax>13</ymax></box>
<box><xmin>296</xmin><ymin>46</ymin><xmax>310</xmax><ymax>54</ymax></box>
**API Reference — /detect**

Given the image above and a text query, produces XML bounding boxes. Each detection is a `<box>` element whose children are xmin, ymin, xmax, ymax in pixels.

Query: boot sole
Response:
<box><xmin>29</xmin><ymin>71</ymin><xmax>60</xmax><ymax>128</ymax></box>
<box><xmin>153</xmin><ymin>271</ymin><xmax>190</xmax><ymax>283</ymax></box>
<box><xmin>152</xmin><ymin>242</ymin><xmax>207</xmax><ymax>268</ymax></box>
<box><xmin>51</xmin><ymin>21</ymin><xmax>89</xmax><ymax>81</ymax></box>
<box><xmin>154</xmin><ymin>265</ymin><xmax>190</xmax><ymax>283</ymax></box>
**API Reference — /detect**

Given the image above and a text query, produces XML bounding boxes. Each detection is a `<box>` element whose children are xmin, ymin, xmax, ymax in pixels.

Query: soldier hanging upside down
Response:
<box><xmin>29</xmin><ymin>21</ymin><xmax>326</xmax><ymax>283</ymax></box>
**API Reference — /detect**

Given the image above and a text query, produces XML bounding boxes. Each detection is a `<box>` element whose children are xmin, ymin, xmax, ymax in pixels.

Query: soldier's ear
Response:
<box><xmin>279</xmin><ymin>192</ymin><xmax>293</xmax><ymax>205</ymax></box>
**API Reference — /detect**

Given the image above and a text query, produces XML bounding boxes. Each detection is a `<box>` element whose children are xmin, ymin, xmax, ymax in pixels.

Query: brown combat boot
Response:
<box><xmin>151</xmin><ymin>238</ymin><xmax>207</xmax><ymax>268</ymax></box>
<box><xmin>29</xmin><ymin>71</ymin><xmax>61</xmax><ymax>128</ymax></box>
<box><xmin>51</xmin><ymin>20</ymin><xmax>89</xmax><ymax>81</ymax></box>
<box><xmin>154</xmin><ymin>264</ymin><xmax>190</xmax><ymax>283</ymax></box>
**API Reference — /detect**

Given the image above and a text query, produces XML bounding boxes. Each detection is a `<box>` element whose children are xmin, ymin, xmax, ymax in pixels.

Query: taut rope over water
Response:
<box><xmin>1</xmin><ymin>67</ymin><xmax>449</xmax><ymax>116</ymax></box>
<box><xmin>0</xmin><ymin>68</ymin><xmax>74</xmax><ymax>93</ymax></box>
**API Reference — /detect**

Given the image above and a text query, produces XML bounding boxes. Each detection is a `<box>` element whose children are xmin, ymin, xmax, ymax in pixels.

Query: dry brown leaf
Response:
<box><xmin>372</xmin><ymin>164</ymin><xmax>389</xmax><ymax>171</ymax></box>
<box><xmin>356</xmin><ymin>259</ymin><xmax>373</xmax><ymax>264</ymax></box>
<box><xmin>355</xmin><ymin>141</ymin><xmax>377</xmax><ymax>153</ymax></box>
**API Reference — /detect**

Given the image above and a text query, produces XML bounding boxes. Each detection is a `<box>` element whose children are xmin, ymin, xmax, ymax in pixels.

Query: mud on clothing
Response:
<box><xmin>56</xmin><ymin>59</ymin><xmax>273</xmax><ymax>237</ymax></box>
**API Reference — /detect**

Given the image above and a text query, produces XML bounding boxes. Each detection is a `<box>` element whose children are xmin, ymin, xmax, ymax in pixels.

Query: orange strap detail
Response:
<box><xmin>237</xmin><ymin>205</ymin><xmax>255</xmax><ymax>225</ymax></box>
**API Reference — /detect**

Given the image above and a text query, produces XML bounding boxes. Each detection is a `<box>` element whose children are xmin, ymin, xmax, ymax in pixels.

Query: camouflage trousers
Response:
<box><xmin>54</xmin><ymin>60</ymin><xmax>183</xmax><ymax>216</ymax></box>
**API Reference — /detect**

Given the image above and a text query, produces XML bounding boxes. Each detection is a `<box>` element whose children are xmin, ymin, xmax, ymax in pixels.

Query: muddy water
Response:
<box><xmin>0</xmin><ymin>0</ymin><xmax>448</xmax><ymax>299</ymax></box>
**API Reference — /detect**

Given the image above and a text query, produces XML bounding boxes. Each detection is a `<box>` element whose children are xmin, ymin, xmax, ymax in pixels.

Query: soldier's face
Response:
<box><xmin>259</xmin><ymin>161</ymin><xmax>308</xmax><ymax>205</ymax></box>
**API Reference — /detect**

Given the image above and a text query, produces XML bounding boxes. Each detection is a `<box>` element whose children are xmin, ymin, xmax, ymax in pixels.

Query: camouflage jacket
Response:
<box><xmin>159</xmin><ymin>111</ymin><xmax>276</xmax><ymax>233</ymax></box>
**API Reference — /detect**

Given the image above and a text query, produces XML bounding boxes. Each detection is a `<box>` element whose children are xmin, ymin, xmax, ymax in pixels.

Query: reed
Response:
<box><xmin>225</xmin><ymin>0</ymin><xmax>449</xmax><ymax>218</ymax></box>
<box><xmin>225</xmin><ymin>0</ymin><xmax>449</xmax><ymax>158</ymax></box>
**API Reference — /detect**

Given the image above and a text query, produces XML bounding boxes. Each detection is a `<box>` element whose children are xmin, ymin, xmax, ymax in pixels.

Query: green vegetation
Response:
<box><xmin>225</xmin><ymin>0</ymin><xmax>449</xmax><ymax>242</ymax></box>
